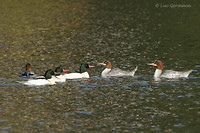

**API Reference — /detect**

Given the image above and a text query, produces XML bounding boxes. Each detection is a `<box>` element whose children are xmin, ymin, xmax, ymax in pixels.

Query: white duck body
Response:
<box><xmin>101</xmin><ymin>67</ymin><xmax>138</xmax><ymax>78</ymax></box>
<box><xmin>99</xmin><ymin>61</ymin><xmax>138</xmax><ymax>78</ymax></box>
<box><xmin>149</xmin><ymin>61</ymin><xmax>192</xmax><ymax>79</ymax></box>
<box><xmin>63</xmin><ymin>72</ymin><xmax>89</xmax><ymax>79</ymax></box>
<box><xmin>63</xmin><ymin>63</ymin><xmax>94</xmax><ymax>79</ymax></box>
<box><xmin>21</xmin><ymin>78</ymin><xmax>56</xmax><ymax>86</ymax></box>
<box><xmin>160</xmin><ymin>70</ymin><xmax>193</xmax><ymax>78</ymax></box>
<box><xmin>52</xmin><ymin>75</ymin><xmax>66</xmax><ymax>82</ymax></box>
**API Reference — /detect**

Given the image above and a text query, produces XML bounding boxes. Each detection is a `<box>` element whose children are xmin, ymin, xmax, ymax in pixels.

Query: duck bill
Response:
<box><xmin>148</xmin><ymin>63</ymin><xmax>157</xmax><ymax>66</ymax></box>
<box><xmin>54</xmin><ymin>72</ymin><xmax>60</xmax><ymax>75</ymax></box>
<box><xmin>62</xmin><ymin>69</ymin><xmax>69</xmax><ymax>72</ymax></box>
<box><xmin>98</xmin><ymin>63</ymin><xmax>106</xmax><ymax>66</ymax></box>
<box><xmin>89</xmin><ymin>65</ymin><xmax>95</xmax><ymax>68</ymax></box>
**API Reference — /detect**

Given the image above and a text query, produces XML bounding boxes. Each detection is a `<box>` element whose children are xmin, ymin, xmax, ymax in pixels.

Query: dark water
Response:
<box><xmin>0</xmin><ymin>0</ymin><xmax>200</xmax><ymax>132</ymax></box>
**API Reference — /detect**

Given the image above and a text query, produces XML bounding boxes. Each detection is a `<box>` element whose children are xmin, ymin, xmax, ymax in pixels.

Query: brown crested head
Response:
<box><xmin>154</xmin><ymin>60</ymin><xmax>163</xmax><ymax>70</ymax></box>
<box><xmin>148</xmin><ymin>60</ymin><xmax>163</xmax><ymax>70</ymax></box>
<box><xmin>104</xmin><ymin>60</ymin><xmax>112</xmax><ymax>69</ymax></box>
<box><xmin>98</xmin><ymin>60</ymin><xmax>112</xmax><ymax>69</ymax></box>
<box><xmin>26</xmin><ymin>63</ymin><xmax>31</xmax><ymax>71</ymax></box>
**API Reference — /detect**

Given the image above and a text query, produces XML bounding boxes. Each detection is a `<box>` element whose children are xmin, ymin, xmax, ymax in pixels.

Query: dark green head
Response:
<box><xmin>44</xmin><ymin>69</ymin><xmax>54</xmax><ymax>79</ymax></box>
<box><xmin>79</xmin><ymin>63</ymin><xmax>94</xmax><ymax>73</ymax></box>
<box><xmin>54</xmin><ymin>67</ymin><xmax>63</xmax><ymax>76</ymax></box>
<box><xmin>55</xmin><ymin>67</ymin><xmax>69</xmax><ymax>75</ymax></box>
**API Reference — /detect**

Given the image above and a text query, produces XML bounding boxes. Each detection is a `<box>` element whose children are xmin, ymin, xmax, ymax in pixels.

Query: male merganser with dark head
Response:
<box><xmin>98</xmin><ymin>61</ymin><xmax>138</xmax><ymax>78</ymax></box>
<box><xmin>63</xmin><ymin>63</ymin><xmax>94</xmax><ymax>79</ymax></box>
<box><xmin>20</xmin><ymin>69</ymin><xmax>56</xmax><ymax>86</ymax></box>
<box><xmin>52</xmin><ymin>67</ymin><xmax>69</xmax><ymax>82</ymax></box>
<box><xmin>19</xmin><ymin>63</ymin><xmax>35</xmax><ymax>77</ymax></box>
<box><xmin>148</xmin><ymin>60</ymin><xmax>192</xmax><ymax>79</ymax></box>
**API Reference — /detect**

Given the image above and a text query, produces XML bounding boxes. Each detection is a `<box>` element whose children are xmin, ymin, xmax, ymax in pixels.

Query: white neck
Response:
<box><xmin>47</xmin><ymin>79</ymin><xmax>56</xmax><ymax>85</ymax></box>
<box><xmin>101</xmin><ymin>68</ymin><xmax>111</xmax><ymax>77</ymax></box>
<box><xmin>82</xmin><ymin>72</ymin><xmax>90</xmax><ymax>78</ymax></box>
<box><xmin>154</xmin><ymin>69</ymin><xmax>162</xmax><ymax>78</ymax></box>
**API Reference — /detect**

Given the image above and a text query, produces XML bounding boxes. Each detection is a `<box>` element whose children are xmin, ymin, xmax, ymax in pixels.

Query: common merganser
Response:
<box><xmin>52</xmin><ymin>67</ymin><xmax>69</xmax><ymax>82</ymax></box>
<box><xmin>19</xmin><ymin>63</ymin><xmax>35</xmax><ymax>77</ymax></box>
<box><xmin>98</xmin><ymin>61</ymin><xmax>138</xmax><ymax>78</ymax></box>
<box><xmin>148</xmin><ymin>60</ymin><xmax>192</xmax><ymax>79</ymax></box>
<box><xmin>63</xmin><ymin>63</ymin><xmax>94</xmax><ymax>79</ymax></box>
<box><xmin>20</xmin><ymin>69</ymin><xmax>56</xmax><ymax>86</ymax></box>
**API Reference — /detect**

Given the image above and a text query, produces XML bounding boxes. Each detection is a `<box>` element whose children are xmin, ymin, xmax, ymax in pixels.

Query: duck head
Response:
<box><xmin>79</xmin><ymin>63</ymin><xmax>94</xmax><ymax>73</ymax></box>
<box><xmin>54</xmin><ymin>67</ymin><xmax>69</xmax><ymax>75</ymax></box>
<box><xmin>26</xmin><ymin>63</ymin><xmax>31</xmax><ymax>71</ymax></box>
<box><xmin>148</xmin><ymin>60</ymin><xmax>163</xmax><ymax>70</ymax></box>
<box><xmin>98</xmin><ymin>61</ymin><xmax>112</xmax><ymax>69</ymax></box>
<box><xmin>44</xmin><ymin>69</ymin><xmax>57</xmax><ymax>79</ymax></box>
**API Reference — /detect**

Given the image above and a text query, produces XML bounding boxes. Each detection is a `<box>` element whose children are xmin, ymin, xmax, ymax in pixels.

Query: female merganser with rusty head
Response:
<box><xmin>63</xmin><ymin>63</ymin><xmax>94</xmax><ymax>79</ymax></box>
<box><xmin>148</xmin><ymin>60</ymin><xmax>192</xmax><ymax>79</ymax></box>
<box><xmin>20</xmin><ymin>69</ymin><xmax>56</xmax><ymax>86</ymax></box>
<box><xmin>98</xmin><ymin>61</ymin><xmax>138</xmax><ymax>78</ymax></box>
<box><xmin>52</xmin><ymin>67</ymin><xmax>69</xmax><ymax>82</ymax></box>
<box><xmin>19</xmin><ymin>63</ymin><xmax>35</xmax><ymax>78</ymax></box>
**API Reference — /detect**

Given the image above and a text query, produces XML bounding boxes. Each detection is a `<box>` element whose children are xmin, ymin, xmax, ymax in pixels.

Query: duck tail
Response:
<box><xmin>185</xmin><ymin>70</ymin><xmax>193</xmax><ymax>77</ymax></box>
<box><xmin>131</xmin><ymin>66</ymin><xmax>138</xmax><ymax>76</ymax></box>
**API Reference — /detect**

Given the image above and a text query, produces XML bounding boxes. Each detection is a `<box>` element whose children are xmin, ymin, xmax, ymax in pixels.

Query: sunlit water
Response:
<box><xmin>0</xmin><ymin>0</ymin><xmax>200</xmax><ymax>132</ymax></box>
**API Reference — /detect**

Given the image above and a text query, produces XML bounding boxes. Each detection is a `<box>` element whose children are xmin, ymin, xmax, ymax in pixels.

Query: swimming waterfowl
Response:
<box><xmin>148</xmin><ymin>60</ymin><xmax>192</xmax><ymax>79</ymax></box>
<box><xmin>98</xmin><ymin>60</ymin><xmax>138</xmax><ymax>78</ymax></box>
<box><xmin>63</xmin><ymin>63</ymin><xmax>94</xmax><ymax>79</ymax></box>
<box><xmin>19</xmin><ymin>63</ymin><xmax>35</xmax><ymax>78</ymax></box>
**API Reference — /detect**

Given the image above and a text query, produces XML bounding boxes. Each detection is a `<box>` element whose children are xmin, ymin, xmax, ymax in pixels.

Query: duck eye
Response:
<box><xmin>104</xmin><ymin>61</ymin><xmax>107</xmax><ymax>64</ymax></box>
<box><xmin>85</xmin><ymin>64</ymin><xmax>89</xmax><ymax>68</ymax></box>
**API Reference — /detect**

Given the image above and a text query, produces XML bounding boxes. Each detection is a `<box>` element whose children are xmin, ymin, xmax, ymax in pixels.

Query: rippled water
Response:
<box><xmin>0</xmin><ymin>0</ymin><xmax>200</xmax><ymax>132</ymax></box>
